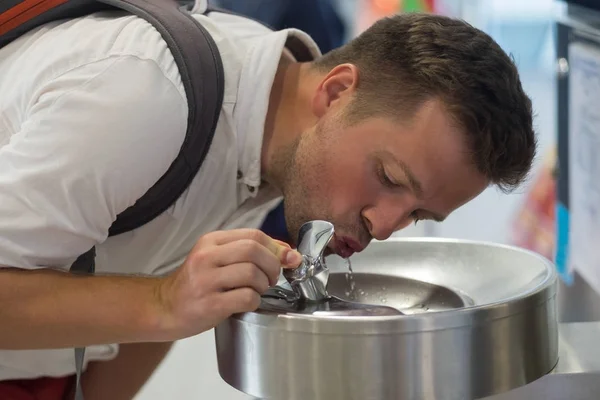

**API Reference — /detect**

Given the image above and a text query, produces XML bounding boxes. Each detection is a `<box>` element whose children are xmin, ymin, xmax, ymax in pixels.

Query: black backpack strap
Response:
<box><xmin>70</xmin><ymin>246</ymin><xmax>96</xmax><ymax>274</ymax></box>
<box><xmin>105</xmin><ymin>0</ymin><xmax>224</xmax><ymax>235</ymax></box>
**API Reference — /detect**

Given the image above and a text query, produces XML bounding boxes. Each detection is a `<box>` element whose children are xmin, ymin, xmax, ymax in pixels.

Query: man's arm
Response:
<box><xmin>0</xmin><ymin>229</ymin><xmax>300</xmax><ymax>349</ymax></box>
<box><xmin>0</xmin><ymin>268</ymin><xmax>167</xmax><ymax>349</ymax></box>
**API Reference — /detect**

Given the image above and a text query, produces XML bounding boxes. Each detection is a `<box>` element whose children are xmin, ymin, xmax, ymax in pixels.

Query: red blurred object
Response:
<box><xmin>357</xmin><ymin>0</ymin><xmax>439</xmax><ymax>36</ymax></box>
<box><xmin>372</xmin><ymin>0</ymin><xmax>399</xmax><ymax>14</ymax></box>
<box><xmin>0</xmin><ymin>376</ymin><xmax>72</xmax><ymax>400</ymax></box>
<box><xmin>511</xmin><ymin>148</ymin><xmax>557</xmax><ymax>260</ymax></box>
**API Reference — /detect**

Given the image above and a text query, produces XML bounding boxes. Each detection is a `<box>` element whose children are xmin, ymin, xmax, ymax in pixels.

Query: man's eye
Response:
<box><xmin>378</xmin><ymin>165</ymin><xmax>396</xmax><ymax>188</ymax></box>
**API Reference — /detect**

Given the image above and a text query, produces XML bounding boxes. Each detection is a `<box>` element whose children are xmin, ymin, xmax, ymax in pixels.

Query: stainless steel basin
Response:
<box><xmin>215</xmin><ymin>238</ymin><xmax>559</xmax><ymax>400</ymax></box>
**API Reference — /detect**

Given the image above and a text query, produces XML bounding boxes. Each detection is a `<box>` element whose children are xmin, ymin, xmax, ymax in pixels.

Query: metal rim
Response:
<box><xmin>229</xmin><ymin>237</ymin><xmax>558</xmax><ymax>334</ymax></box>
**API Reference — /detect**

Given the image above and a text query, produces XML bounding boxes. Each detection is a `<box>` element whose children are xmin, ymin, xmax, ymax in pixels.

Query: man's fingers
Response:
<box><xmin>265</xmin><ymin>239</ymin><xmax>302</xmax><ymax>268</ymax></box>
<box><xmin>218</xmin><ymin>288</ymin><xmax>262</xmax><ymax>317</ymax></box>
<box><xmin>271</xmin><ymin>240</ymin><xmax>303</xmax><ymax>268</ymax></box>
<box><xmin>201</xmin><ymin>229</ymin><xmax>271</xmax><ymax>247</ymax></box>
<box><xmin>217</xmin><ymin>263</ymin><xmax>270</xmax><ymax>294</ymax></box>
<box><xmin>198</xmin><ymin>229</ymin><xmax>302</xmax><ymax>269</ymax></box>
<box><xmin>213</xmin><ymin>240</ymin><xmax>281</xmax><ymax>285</ymax></box>
<box><xmin>273</xmin><ymin>239</ymin><xmax>291</xmax><ymax>248</ymax></box>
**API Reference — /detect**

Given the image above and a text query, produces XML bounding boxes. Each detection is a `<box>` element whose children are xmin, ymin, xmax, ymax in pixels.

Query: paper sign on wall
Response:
<box><xmin>568</xmin><ymin>40</ymin><xmax>600</xmax><ymax>294</ymax></box>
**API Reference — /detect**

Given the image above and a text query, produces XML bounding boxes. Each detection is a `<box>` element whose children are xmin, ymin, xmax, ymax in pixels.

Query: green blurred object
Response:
<box><xmin>401</xmin><ymin>0</ymin><xmax>433</xmax><ymax>12</ymax></box>
<box><xmin>403</xmin><ymin>0</ymin><xmax>420</xmax><ymax>12</ymax></box>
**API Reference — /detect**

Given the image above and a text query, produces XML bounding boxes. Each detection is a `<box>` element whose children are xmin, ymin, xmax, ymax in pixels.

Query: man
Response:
<box><xmin>0</xmin><ymin>1</ymin><xmax>535</xmax><ymax>399</ymax></box>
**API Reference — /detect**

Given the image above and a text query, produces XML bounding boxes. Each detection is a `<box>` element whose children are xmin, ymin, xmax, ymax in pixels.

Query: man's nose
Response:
<box><xmin>362</xmin><ymin>206</ymin><xmax>411</xmax><ymax>241</ymax></box>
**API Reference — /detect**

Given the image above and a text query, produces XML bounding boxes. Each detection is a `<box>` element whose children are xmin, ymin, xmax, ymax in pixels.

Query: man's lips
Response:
<box><xmin>330</xmin><ymin>236</ymin><xmax>364</xmax><ymax>258</ymax></box>
<box><xmin>343</xmin><ymin>237</ymin><xmax>364</xmax><ymax>253</ymax></box>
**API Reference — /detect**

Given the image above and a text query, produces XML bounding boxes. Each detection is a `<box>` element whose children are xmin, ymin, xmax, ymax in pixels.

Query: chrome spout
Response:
<box><xmin>282</xmin><ymin>220</ymin><xmax>334</xmax><ymax>302</ymax></box>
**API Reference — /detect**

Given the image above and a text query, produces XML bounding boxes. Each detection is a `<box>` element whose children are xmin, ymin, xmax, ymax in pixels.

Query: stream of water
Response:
<box><xmin>343</xmin><ymin>257</ymin><xmax>389</xmax><ymax>303</ymax></box>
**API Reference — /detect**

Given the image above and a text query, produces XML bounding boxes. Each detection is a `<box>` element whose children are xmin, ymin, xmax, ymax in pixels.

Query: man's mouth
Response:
<box><xmin>329</xmin><ymin>235</ymin><xmax>364</xmax><ymax>258</ymax></box>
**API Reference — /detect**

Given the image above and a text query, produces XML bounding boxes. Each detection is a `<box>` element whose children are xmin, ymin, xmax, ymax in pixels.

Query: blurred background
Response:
<box><xmin>135</xmin><ymin>0</ymin><xmax>599</xmax><ymax>398</ymax></box>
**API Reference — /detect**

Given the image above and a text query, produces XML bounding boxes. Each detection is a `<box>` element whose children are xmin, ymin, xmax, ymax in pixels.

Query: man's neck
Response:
<box><xmin>261</xmin><ymin>59</ymin><xmax>318</xmax><ymax>189</ymax></box>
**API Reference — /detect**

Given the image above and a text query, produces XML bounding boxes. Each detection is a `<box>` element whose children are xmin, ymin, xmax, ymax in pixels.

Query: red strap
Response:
<box><xmin>0</xmin><ymin>0</ymin><xmax>69</xmax><ymax>36</ymax></box>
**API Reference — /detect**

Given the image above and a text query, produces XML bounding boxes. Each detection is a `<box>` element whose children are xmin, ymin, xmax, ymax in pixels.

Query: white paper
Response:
<box><xmin>568</xmin><ymin>41</ymin><xmax>600</xmax><ymax>294</ymax></box>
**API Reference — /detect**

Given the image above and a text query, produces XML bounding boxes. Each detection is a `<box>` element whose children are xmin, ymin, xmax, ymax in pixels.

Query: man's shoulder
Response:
<box><xmin>72</xmin><ymin>11</ymin><xmax>187</xmax><ymax>99</ymax></box>
<box><xmin>0</xmin><ymin>10</ymin><xmax>186</xmax><ymax>102</ymax></box>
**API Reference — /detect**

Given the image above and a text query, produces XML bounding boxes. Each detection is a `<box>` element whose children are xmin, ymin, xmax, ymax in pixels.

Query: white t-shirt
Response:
<box><xmin>0</xmin><ymin>1</ymin><xmax>320</xmax><ymax>380</ymax></box>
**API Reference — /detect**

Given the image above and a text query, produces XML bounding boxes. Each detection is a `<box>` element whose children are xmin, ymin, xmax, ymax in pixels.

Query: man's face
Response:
<box><xmin>278</xmin><ymin>67</ymin><xmax>488</xmax><ymax>257</ymax></box>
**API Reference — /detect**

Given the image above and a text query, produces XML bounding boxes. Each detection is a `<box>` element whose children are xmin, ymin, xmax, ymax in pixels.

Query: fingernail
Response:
<box><xmin>285</xmin><ymin>250</ymin><xmax>302</xmax><ymax>266</ymax></box>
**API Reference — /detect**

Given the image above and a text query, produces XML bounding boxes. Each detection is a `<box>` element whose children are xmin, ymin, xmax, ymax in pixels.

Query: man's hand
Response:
<box><xmin>155</xmin><ymin>229</ymin><xmax>302</xmax><ymax>340</ymax></box>
<box><xmin>0</xmin><ymin>229</ymin><xmax>301</xmax><ymax>350</ymax></box>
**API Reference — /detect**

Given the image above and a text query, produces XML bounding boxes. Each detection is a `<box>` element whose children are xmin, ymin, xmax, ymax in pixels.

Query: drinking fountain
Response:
<box><xmin>214</xmin><ymin>220</ymin><xmax>599</xmax><ymax>400</ymax></box>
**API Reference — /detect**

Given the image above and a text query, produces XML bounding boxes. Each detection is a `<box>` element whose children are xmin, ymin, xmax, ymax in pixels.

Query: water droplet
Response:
<box><xmin>381</xmin><ymin>298</ymin><xmax>387</xmax><ymax>303</ymax></box>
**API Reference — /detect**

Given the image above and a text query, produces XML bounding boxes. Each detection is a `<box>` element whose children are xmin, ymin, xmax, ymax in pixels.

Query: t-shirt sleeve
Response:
<box><xmin>0</xmin><ymin>55</ymin><xmax>188</xmax><ymax>269</ymax></box>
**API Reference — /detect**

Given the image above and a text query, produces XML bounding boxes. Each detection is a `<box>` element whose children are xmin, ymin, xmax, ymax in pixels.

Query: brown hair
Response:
<box><xmin>312</xmin><ymin>13</ymin><xmax>536</xmax><ymax>192</ymax></box>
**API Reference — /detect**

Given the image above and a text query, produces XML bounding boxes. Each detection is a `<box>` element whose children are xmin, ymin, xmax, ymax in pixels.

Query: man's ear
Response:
<box><xmin>311</xmin><ymin>63</ymin><xmax>359</xmax><ymax>118</ymax></box>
